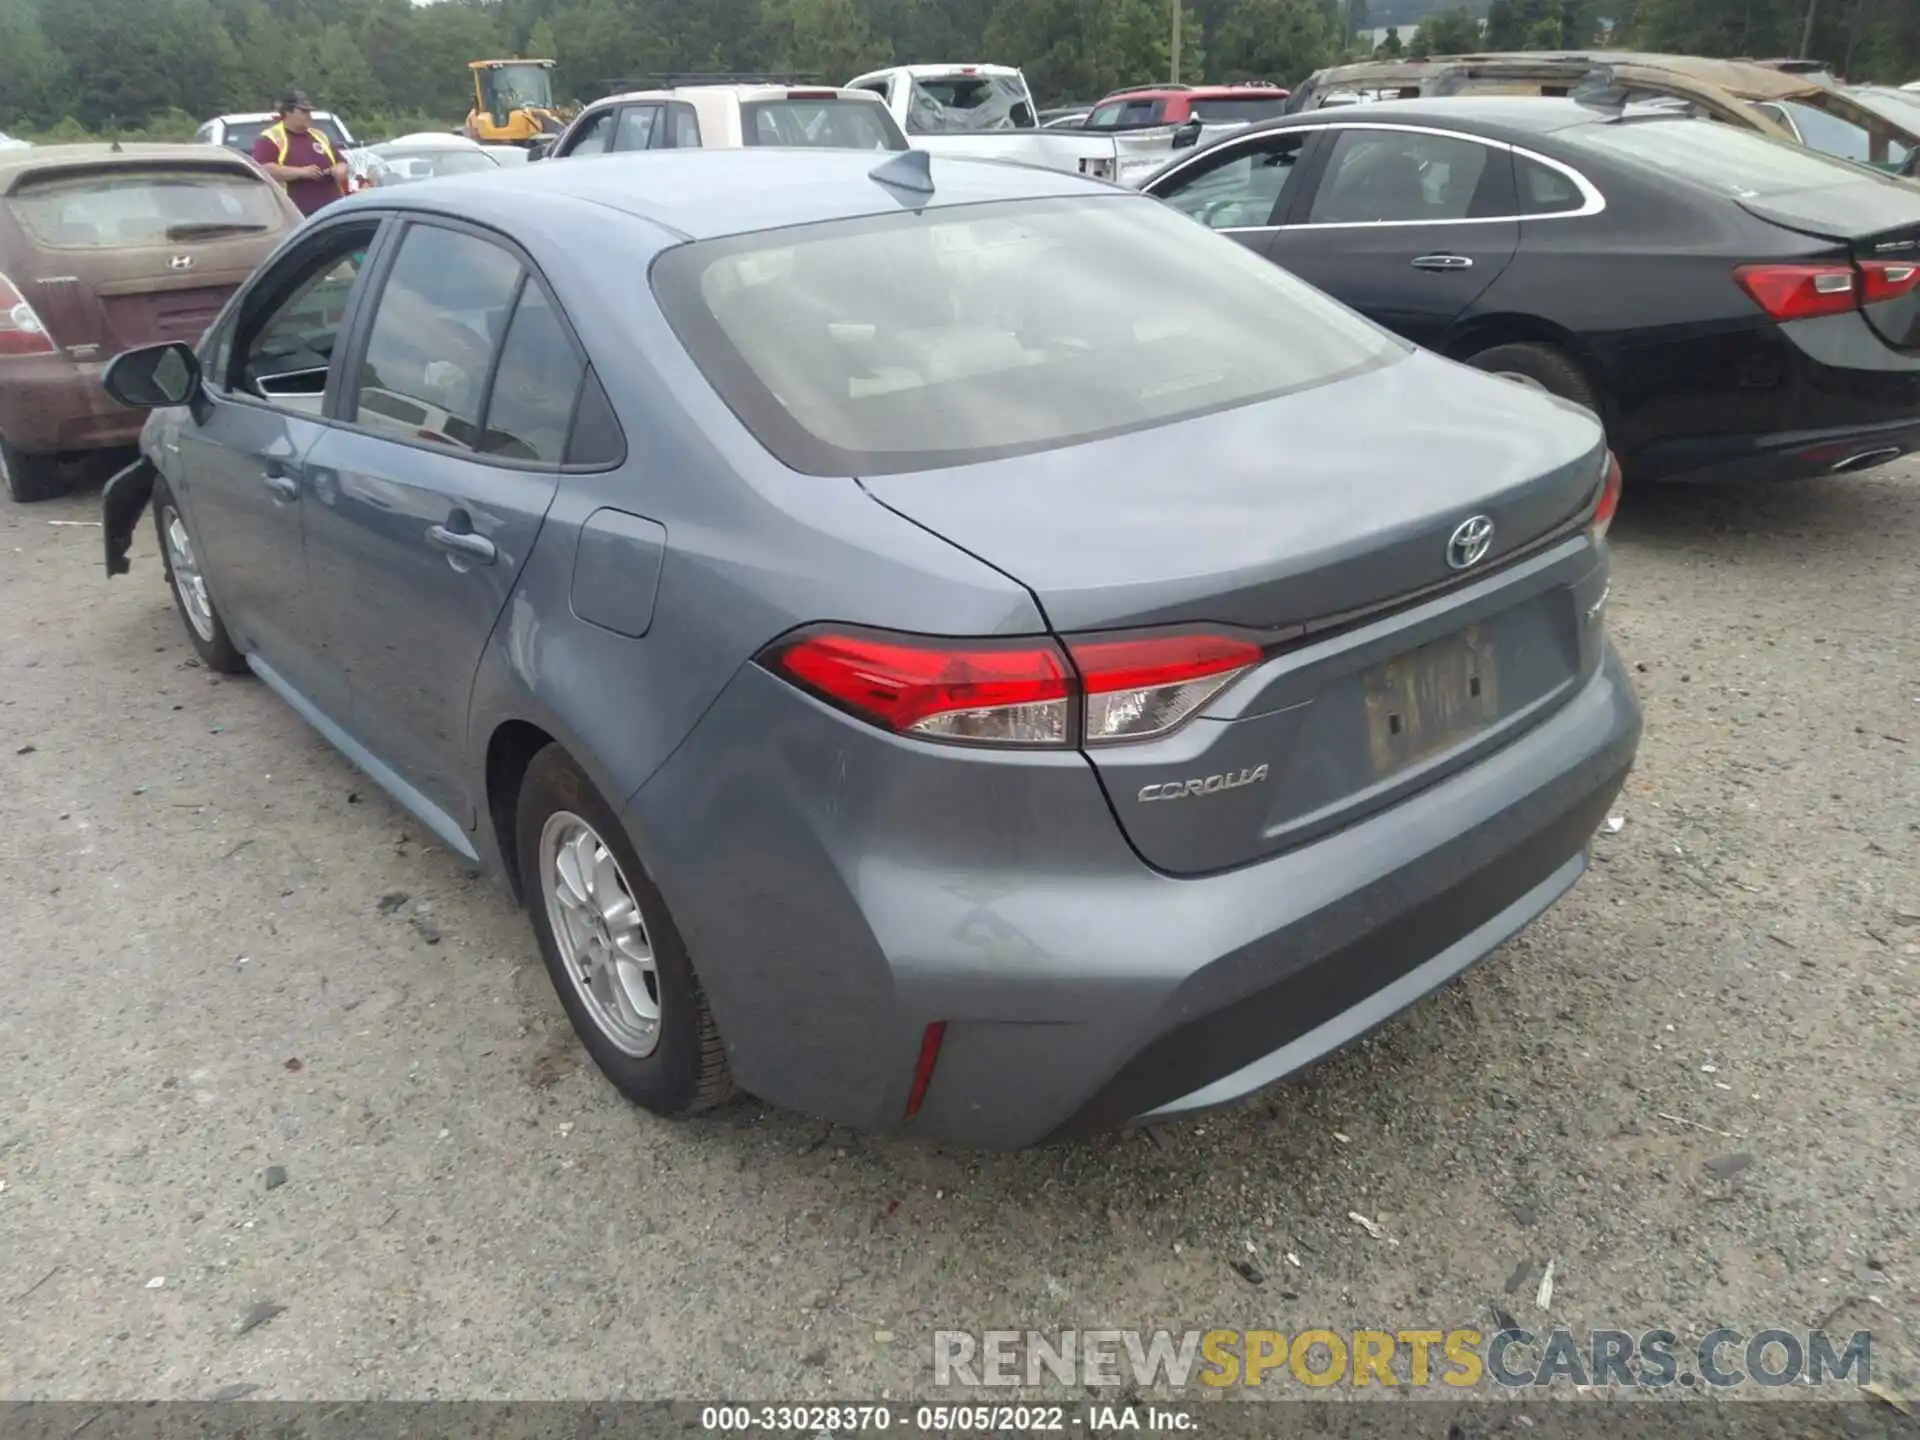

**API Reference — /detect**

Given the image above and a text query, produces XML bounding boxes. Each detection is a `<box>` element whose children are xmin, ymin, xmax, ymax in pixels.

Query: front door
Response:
<box><xmin>1269</xmin><ymin>125</ymin><xmax>1520</xmax><ymax>350</ymax></box>
<box><xmin>302</xmin><ymin>219</ymin><xmax>580</xmax><ymax>838</ymax></box>
<box><xmin>1145</xmin><ymin>129</ymin><xmax>1315</xmax><ymax>256</ymax></box>
<box><xmin>174</xmin><ymin>218</ymin><xmax>385</xmax><ymax>718</ymax></box>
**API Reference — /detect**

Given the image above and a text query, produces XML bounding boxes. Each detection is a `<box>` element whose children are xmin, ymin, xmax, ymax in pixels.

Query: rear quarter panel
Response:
<box><xmin>460</xmin><ymin>203</ymin><xmax>1045</xmax><ymax>872</ymax></box>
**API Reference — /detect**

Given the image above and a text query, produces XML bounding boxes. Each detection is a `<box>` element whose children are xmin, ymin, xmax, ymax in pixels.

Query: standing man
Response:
<box><xmin>251</xmin><ymin>91</ymin><xmax>348</xmax><ymax>218</ymax></box>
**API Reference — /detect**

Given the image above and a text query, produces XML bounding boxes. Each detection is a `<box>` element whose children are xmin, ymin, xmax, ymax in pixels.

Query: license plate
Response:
<box><xmin>1361</xmin><ymin>626</ymin><xmax>1500</xmax><ymax>776</ymax></box>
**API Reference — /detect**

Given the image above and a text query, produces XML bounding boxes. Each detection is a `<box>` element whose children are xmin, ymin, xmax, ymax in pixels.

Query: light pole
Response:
<box><xmin>1170</xmin><ymin>0</ymin><xmax>1181</xmax><ymax>84</ymax></box>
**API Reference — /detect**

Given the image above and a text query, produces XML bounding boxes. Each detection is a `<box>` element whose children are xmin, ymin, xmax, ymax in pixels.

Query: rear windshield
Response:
<box><xmin>1572</xmin><ymin>117</ymin><xmax>1893</xmax><ymax>197</ymax></box>
<box><xmin>8</xmin><ymin>168</ymin><xmax>283</xmax><ymax>249</ymax></box>
<box><xmin>652</xmin><ymin>195</ymin><xmax>1403</xmax><ymax>476</ymax></box>
<box><xmin>905</xmin><ymin>74</ymin><xmax>1034</xmax><ymax>133</ymax></box>
<box><xmin>741</xmin><ymin>99</ymin><xmax>904</xmax><ymax>151</ymax></box>
<box><xmin>1188</xmin><ymin>98</ymin><xmax>1292</xmax><ymax>122</ymax></box>
<box><xmin>1086</xmin><ymin>99</ymin><xmax>1166</xmax><ymax>129</ymax></box>
<box><xmin>218</xmin><ymin>118</ymin><xmax>350</xmax><ymax>154</ymax></box>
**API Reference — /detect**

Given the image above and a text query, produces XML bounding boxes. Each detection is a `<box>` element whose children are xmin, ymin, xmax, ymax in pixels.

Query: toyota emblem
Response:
<box><xmin>1446</xmin><ymin>515</ymin><xmax>1495</xmax><ymax>571</ymax></box>
<box><xmin>168</xmin><ymin>254</ymin><xmax>194</xmax><ymax>271</ymax></box>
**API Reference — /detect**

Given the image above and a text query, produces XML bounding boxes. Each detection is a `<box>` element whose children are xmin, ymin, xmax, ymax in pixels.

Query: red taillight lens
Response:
<box><xmin>761</xmin><ymin>626</ymin><xmax>1263</xmax><ymax>747</ymax></box>
<box><xmin>1068</xmin><ymin>632</ymin><xmax>1263</xmax><ymax>743</ymax></box>
<box><xmin>1860</xmin><ymin>259</ymin><xmax>1920</xmax><ymax>303</ymax></box>
<box><xmin>1590</xmin><ymin>449</ymin><xmax>1622</xmax><ymax>541</ymax></box>
<box><xmin>0</xmin><ymin>273</ymin><xmax>57</xmax><ymax>357</ymax></box>
<box><xmin>1733</xmin><ymin>262</ymin><xmax>1858</xmax><ymax>321</ymax></box>
<box><xmin>765</xmin><ymin>629</ymin><xmax>1073</xmax><ymax>745</ymax></box>
<box><xmin>904</xmin><ymin>1021</ymin><xmax>946</xmax><ymax>1119</ymax></box>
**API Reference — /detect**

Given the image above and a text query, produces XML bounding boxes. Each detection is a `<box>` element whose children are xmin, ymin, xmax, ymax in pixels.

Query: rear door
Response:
<box><xmin>5</xmin><ymin>160</ymin><xmax>292</xmax><ymax>359</ymax></box>
<box><xmin>1267</xmin><ymin>123</ymin><xmax>1520</xmax><ymax>349</ymax></box>
<box><xmin>1145</xmin><ymin>128</ymin><xmax>1319</xmax><ymax>255</ymax></box>
<box><xmin>301</xmin><ymin>218</ymin><xmax>578</xmax><ymax>837</ymax></box>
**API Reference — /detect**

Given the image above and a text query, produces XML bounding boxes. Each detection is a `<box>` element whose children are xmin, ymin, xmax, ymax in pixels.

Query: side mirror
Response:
<box><xmin>1173</xmin><ymin>118</ymin><xmax>1204</xmax><ymax>149</ymax></box>
<box><xmin>103</xmin><ymin>342</ymin><xmax>202</xmax><ymax>410</ymax></box>
<box><xmin>527</xmin><ymin>137</ymin><xmax>555</xmax><ymax>162</ymax></box>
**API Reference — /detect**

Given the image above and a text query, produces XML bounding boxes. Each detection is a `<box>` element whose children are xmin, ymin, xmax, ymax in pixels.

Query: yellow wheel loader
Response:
<box><xmin>464</xmin><ymin>60</ymin><xmax>575</xmax><ymax>147</ymax></box>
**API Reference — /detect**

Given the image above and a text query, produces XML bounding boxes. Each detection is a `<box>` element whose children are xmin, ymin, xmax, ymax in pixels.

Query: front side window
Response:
<box><xmin>1156</xmin><ymin>134</ymin><xmax>1307</xmax><ymax>229</ymax></box>
<box><xmin>226</xmin><ymin>222</ymin><xmax>378</xmax><ymax>407</ymax></box>
<box><xmin>351</xmin><ymin>224</ymin><xmax>524</xmax><ymax>449</ymax></box>
<box><xmin>563</xmin><ymin>110</ymin><xmax>615</xmax><ymax>157</ymax></box>
<box><xmin>613</xmin><ymin>106</ymin><xmax>662</xmax><ymax>152</ymax></box>
<box><xmin>1307</xmin><ymin>129</ymin><xmax>1493</xmax><ymax>223</ymax></box>
<box><xmin>9</xmin><ymin>167</ymin><xmax>283</xmax><ymax>249</ymax></box>
<box><xmin>653</xmin><ymin>195</ymin><xmax>1403</xmax><ymax>476</ymax></box>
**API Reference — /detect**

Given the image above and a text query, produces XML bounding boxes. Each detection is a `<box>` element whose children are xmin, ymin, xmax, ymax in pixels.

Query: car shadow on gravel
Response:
<box><xmin>1611</xmin><ymin>470</ymin><xmax>1918</xmax><ymax>550</ymax></box>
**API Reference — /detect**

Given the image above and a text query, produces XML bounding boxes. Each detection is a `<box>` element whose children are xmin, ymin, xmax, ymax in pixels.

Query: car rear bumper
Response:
<box><xmin>627</xmin><ymin>643</ymin><xmax>1640</xmax><ymax>1149</ymax></box>
<box><xmin>0</xmin><ymin>355</ymin><xmax>141</xmax><ymax>455</ymax></box>
<box><xmin>1624</xmin><ymin>312</ymin><xmax>1920</xmax><ymax>484</ymax></box>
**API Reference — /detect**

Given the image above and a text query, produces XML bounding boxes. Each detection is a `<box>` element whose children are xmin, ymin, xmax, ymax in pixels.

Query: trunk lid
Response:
<box><xmin>862</xmin><ymin>350</ymin><xmax>1607</xmax><ymax>875</ymax></box>
<box><xmin>1739</xmin><ymin>184</ymin><xmax>1920</xmax><ymax>351</ymax></box>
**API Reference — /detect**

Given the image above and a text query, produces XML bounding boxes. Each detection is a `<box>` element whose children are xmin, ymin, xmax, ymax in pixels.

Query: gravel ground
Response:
<box><xmin>0</xmin><ymin>463</ymin><xmax>1916</xmax><ymax>1405</ymax></box>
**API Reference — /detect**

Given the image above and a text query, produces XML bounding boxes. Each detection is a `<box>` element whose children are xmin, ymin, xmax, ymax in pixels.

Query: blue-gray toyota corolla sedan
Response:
<box><xmin>99</xmin><ymin>147</ymin><xmax>1640</xmax><ymax>1148</ymax></box>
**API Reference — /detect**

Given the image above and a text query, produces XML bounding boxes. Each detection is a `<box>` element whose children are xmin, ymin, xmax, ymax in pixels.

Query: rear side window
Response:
<box><xmin>352</xmin><ymin>225</ymin><xmax>524</xmax><ymax>448</ymax></box>
<box><xmin>9</xmin><ymin>168</ymin><xmax>283</xmax><ymax>249</ymax></box>
<box><xmin>1308</xmin><ymin>130</ymin><xmax>1492</xmax><ymax>223</ymax></box>
<box><xmin>480</xmin><ymin>285</ymin><xmax>585</xmax><ymax>463</ymax></box>
<box><xmin>1087</xmin><ymin>100</ymin><xmax>1165</xmax><ymax>128</ymax></box>
<box><xmin>1572</xmin><ymin>117</ymin><xmax>1892</xmax><ymax>197</ymax></box>
<box><xmin>652</xmin><ymin>194</ymin><xmax>1403</xmax><ymax>476</ymax></box>
<box><xmin>742</xmin><ymin>99</ymin><xmax>902</xmax><ymax>150</ymax></box>
<box><xmin>1515</xmin><ymin>154</ymin><xmax>1585</xmax><ymax>214</ymax></box>
<box><xmin>668</xmin><ymin>102</ymin><xmax>702</xmax><ymax>148</ymax></box>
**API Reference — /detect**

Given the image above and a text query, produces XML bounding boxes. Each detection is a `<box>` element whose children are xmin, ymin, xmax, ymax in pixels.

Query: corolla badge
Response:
<box><xmin>1138</xmin><ymin>764</ymin><xmax>1270</xmax><ymax>803</ymax></box>
<box><xmin>1446</xmin><ymin>514</ymin><xmax>1495</xmax><ymax>571</ymax></box>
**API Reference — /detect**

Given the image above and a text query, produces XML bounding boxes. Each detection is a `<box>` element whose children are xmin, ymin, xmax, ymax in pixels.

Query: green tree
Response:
<box><xmin>1482</xmin><ymin>0</ymin><xmax>1521</xmax><ymax>44</ymax></box>
<box><xmin>1409</xmin><ymin>4</ymin><xmax>1482</xmax><ymax>52</ymax></box>
<box><xmin>0</xmin><ymin>0</ymin><xmax>68</xmax><ymax>127</ymax></box>
<box><xmin>758</xmin><ymin>0</ymin><xmax>891</xmax><ymax>81</ymax></box>
<box><xmin>525</xmin><ymin>17</ymin><xmax>560</xmax><ymax>61</ymax></box>
<box><xmin>1210</xmin><ymin>0</ymin><xmax>1335</xmax><ymax>84</ymax></box>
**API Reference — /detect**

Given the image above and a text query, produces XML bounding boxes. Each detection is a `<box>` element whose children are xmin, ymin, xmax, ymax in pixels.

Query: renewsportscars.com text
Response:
<box><xmin>933</xmin><ymin>1327</ymin><xmax>1872</xmax><ymax>1391</ymax></box>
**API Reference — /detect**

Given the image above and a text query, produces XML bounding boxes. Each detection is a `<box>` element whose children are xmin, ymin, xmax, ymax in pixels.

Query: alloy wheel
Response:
<box><xmin>539</xmin><ymin>811</ymin><xmax>662</xmax><ymax>1058</ymax></box>
<box><xmin>160</xmin><ymin>505</ymin><xmax>216</xmax><ymax>643</ymax></box>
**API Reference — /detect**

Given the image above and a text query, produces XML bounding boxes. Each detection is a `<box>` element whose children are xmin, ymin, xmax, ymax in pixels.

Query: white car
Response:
<box><xmin>194</xmin><ymin>111</ymin><xmax>357</xmax><ymax>156</ymax></box>
<box><xmin>541</xmin><ymin>83</ymin><xmax>908</xmax><ymax>160</ymax></box>
<box><xmin>0</xmin><ymin>131</ymin><xmax>30</xmax><ymax>151</ymax></box>
<box><xmin>347</xmin><ymin>132</ymin><xmax>505</xmax><ymax>190</ymax></box>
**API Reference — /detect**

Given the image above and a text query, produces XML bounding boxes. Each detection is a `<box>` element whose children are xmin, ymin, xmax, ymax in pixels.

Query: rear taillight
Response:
<box><xmin>760</xmin><ymin>625</ymin><xmax>1262</xmax><ymax>748</ymax></box>
<box><xmin>1860</xmin><ymin>259</ymin><xmax>1920</xmax><ymax>303</ymax></box>
<box><xmin>0</xmin><ymin>273</ymin><xmax>56</xmax><ymax>357</ymax></box>
<box><xmin>1733</xmin><ymin>263</ymin><xmax>1858</xmax><ymax>321</ymax></box>
<box><xmin>1590</xmin><ymin>449</ymin><xmax>1622</xmax><ymax>541</ymax></box>
<box><xmin>1069</xmin><ymin>632</ymin><xmax>1263</xmax><ymax>743</ymax></box>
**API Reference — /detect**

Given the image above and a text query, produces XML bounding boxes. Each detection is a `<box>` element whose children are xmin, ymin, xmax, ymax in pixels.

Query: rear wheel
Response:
<box><xmin>515</xmin><ymin>744</ymin><xmax>734</xmax><ymax>1117</ymax></box>
<box><xmin>1463</xmin><ymin>341</ymin><xmax>1603</xmax><ymax>420</ymax></box>
<box><xmin>0</xmin><ymin>435</ymin><xmax>69</xmax><ymax>503</ymax></box>
<box><xmin>153</xmin><ymin>476</ymin><xmax>246</xmax><ymax>674</ymax></box>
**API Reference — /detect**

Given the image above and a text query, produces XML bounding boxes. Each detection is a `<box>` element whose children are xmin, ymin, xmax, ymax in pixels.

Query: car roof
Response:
<box><xmin>1304</xmin><ymin>51</ymin><xmax>1838</xmax><ymax>103</ymax></box>
<box><xmin>586</xmin><ymin>83</ymin><xmax>878</xmax><ymax>109</ymax></box>
<box><xmin>1098</xmin><ymin>84</ymin><xmax>1286</xmax><ymax>101</ymax></box>
<box><xmin>1241</xmin><ymin>95</ymin><xmax>1637</xmax><ymax>139</ymax></box>
<box><xmin>338</xmin><ymin>146</ymin><xmax>1112</xmax><ymax>242</ymax></box>
<box><xmin>372</xmin><ymin>133</ymin><xmax>483</xmax><ymax>150</ymax></box>
<box><xmin>214</xmin><ymin>111</ymin><xmax>341</xmax><ymax>124</ymax></box>
<box><xmin>0</xmin><ymin>142</ymin><xmax>263</xmax><ymax>193</ymax></box>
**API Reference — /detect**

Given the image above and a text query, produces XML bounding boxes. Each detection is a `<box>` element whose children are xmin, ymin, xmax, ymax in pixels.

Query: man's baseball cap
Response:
<box><xmin>277</xmin><ymin>89</ymin><xmax>315</xmax><ymax>113</ymax></box>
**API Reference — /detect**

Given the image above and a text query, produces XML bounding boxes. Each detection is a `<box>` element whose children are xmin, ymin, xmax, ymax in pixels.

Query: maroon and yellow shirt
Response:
<box><xmin>252</xmin><ymin>125</ymin><xmax>343</xmax><ymax>217</ymax></box>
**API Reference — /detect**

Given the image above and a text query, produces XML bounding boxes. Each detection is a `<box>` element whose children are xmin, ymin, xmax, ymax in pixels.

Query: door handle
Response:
<box><xmin>426</xmin><ymin>522</ymin><xmax>497</xmax><ymax>565</ymax></box>
<box><xmin>1411</xmin><ymin>253</ymin><xmax>1474</xmax><ymax>270</ymax></box>
<box><xmin>262</xmin><ymin>470</ymin><xmax>300</xmax><ymax>501</ymax></box>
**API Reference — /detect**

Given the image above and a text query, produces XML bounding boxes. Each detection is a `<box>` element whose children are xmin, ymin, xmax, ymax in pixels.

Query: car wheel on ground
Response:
<box><xmin>515</xmin><ymin>743</ymin><xmax>734</xmax><ymax>1117</ymax></box>
<box><xmin>1463</xmin><ymin>341</ymin><xmax>1603</xmax><ymax>418</ymax></box>
<box><xmin>0</xmin><ymin>434</ymin><xmax>68</xmax><ymax>503</ymax></box>
<box><xmin>153</xmin><ymin>477</ymin><xmax>246</xmax><ymax>673</ymax></box>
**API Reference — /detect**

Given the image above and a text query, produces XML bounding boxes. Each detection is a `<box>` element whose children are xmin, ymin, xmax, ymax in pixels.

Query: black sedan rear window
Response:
<box><xmin>652</xmin><ymin>194</ymin><xmax>1404</xmax><ymax>476</ymax></box>
<box><xmin>1573</xmin><ymin>117</ymin><xmax>1890</xmax><ymax>196</ymax></box>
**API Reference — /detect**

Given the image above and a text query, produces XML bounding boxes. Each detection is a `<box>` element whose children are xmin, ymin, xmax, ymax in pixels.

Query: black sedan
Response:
<box><xmin>1142</xmin><ymin>97</ymin><xmax>1920</xmax><ymax>483</ymax></box>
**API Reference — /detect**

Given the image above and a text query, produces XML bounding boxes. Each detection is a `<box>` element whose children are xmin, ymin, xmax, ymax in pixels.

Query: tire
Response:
<box><xmin>515</xmin><ymin>744</ymin><xmax>734</xmax><ymax>1117</ymax></box>
<box><xmin>1463</xmin><ymin>341</ymin><xmax>1603</xmax><ymax>420</ymax></box>
<box><xmin>0</xmin><ymin>434</ymin><xmax>69</xmax><ymax>503</ymax></box>
<box><xmin>152</xmin><ymin>476</ymin><xmax>246</xmax><ymax>674</ymax></box>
